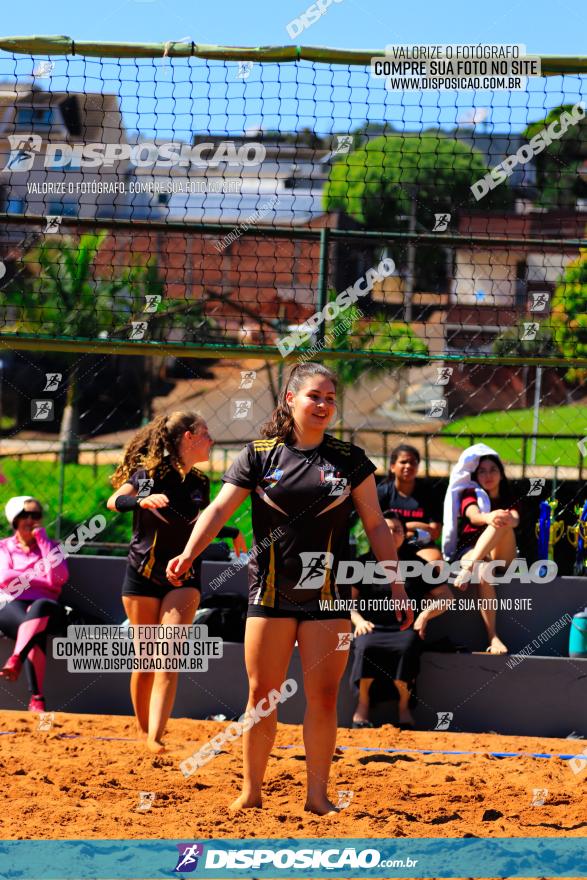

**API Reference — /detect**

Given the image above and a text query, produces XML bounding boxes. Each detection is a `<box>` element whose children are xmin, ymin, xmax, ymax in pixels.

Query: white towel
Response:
<box><xmin>442</xmin><ymin>443</ymin><xmax>499</xmax><ymax>560</ymax></box>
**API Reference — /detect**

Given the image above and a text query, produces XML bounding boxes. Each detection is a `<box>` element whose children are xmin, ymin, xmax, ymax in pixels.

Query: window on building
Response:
<box><xmin>47</xmin><ymin>201</ymin><xmax>78</xmax><ymax>216</ymax></box>
<box><xmin>6</xmin><ymin>198</ymin><xmax>25</xmax><ymax>214</ymax></box>
<box><xmin>58</xmin><ymin>96</ymin><xmax>82</xmax><ymax>137</ymax></box>
<box><xmin>515</xmin><ymin>260</ymin><xmax>527</xmax><ymax>309</ymax></box>
<box><xmin>15</xmin><ymin>107</ymin><xmax>55</xmax><ymax>130</ymax></box>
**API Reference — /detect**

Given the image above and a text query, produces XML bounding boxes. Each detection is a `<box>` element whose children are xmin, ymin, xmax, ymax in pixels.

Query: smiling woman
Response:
<box><xmin>106</xmin><ymin>411</ymin><xmax>247</xmax><ymax>754</ymax></box>
<box><xmin>441</xmin><ymin>444</ymin><xmax>523</xmax><ymax>655</ymax></box>
<box><xmin>0</xmin><ymin>495</ymin><xmax>69</xmax><ymax>712</ymax></box>
<box><xmin>166</xmin><ymin>362</ymin><xmax>412</xmax><ymax>816</ymax></box>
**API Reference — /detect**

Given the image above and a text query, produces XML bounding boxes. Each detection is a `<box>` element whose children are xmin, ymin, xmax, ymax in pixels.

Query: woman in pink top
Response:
<box><xmin>0</xmin><ymin>496</ymin><xmax>69</xmax><ymax>711</ymax></box>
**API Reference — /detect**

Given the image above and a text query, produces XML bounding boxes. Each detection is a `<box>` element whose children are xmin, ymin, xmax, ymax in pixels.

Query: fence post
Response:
<box><xmin>56</xmin><ymin>441</ymin><xmax>66</xmax><ymax>540</ymax></box>
<box><xmin>424</xmin><ymin>434</ymin><xmax>430</xmax><ymax>477</ymax></box>
<box><xmin>316</xmin><ymin>227</ymin><xmax>330</xmax><ymax>350</ymax></box>
<box><xmin>521</xmin><ymin>436</ymin><xmax>527</xmax><ymax>477</ymax></box>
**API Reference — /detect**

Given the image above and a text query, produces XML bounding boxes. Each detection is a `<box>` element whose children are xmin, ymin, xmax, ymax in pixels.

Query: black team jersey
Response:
<box><xmin>125</xmin><ymin>460</ymin><xmax>236</xmax><ymax>588</ymax></box>
<box><xmin>223</xmin><ymin>434</ymin><xmax>376</xmax><ymax>610</ymax></box>
<box><xmin>376</xmin><ymin>478</ymin><xmax>438</xmax><ymax>529</ymax></box>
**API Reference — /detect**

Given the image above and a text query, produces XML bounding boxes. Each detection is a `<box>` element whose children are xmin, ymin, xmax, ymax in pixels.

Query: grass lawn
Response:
<box><xmin>0</xmin><ymin>459</ymin><xmax>253</xmax><ymax>550</ymax></box>
<box><xmin>441</xmin><ymin>406</ymin><xmax>587</xmax><ymax>467</ymax></box>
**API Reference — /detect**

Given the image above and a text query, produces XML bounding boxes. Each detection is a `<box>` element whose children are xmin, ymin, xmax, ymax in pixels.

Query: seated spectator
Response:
<box><xmin>0</xmin><ymin>496</ymin><xmax>68</xmax><ymax>711</ymax></box>
<box><xmin>350</xmin><ymin>512</ymin><xmax>452</xmax><ymax>729</ymax></box>
<box><xmin>442</xmin><ymin>444</ymin><xmax>521</xmax><ymax>655</ymax></box>
<box><xmin>377</xmin><ymin>445</ymin><xmax>442</xmax><ymax>562</ymax></box>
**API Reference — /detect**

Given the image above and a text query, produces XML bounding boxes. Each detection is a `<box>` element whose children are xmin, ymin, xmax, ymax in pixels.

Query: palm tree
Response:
<box><xmin>493</xmin><ymin>319</ymin><xmax>562</xmax><ymax>408</ymax></box>
<box><xmin>1</xmin><ymin>233</ymin><xmax>121</xmax><ymax>461</ymax></box>
<box><xmin>321</xmin><ymin>302</ymin><xmax>429</xmax><ymax>436</ymax></box>
<box><xmin>1</xmin><ymin>233</ymin><xmax>219</xmax><ymax>461</ymax></box>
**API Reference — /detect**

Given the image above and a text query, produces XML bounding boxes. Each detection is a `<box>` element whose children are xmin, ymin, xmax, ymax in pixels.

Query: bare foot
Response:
<box><xmin>304</xmin><ymin>797</ymin><xmax>339</xmax><ymax>816</ymax></box>
<box><xmin>487</xmin><ymin>636</ymin><xmax>508</xmax><ymax>655</ymax></box>
<box><xmin>453</xmin><ymin>562</ymin><xmax>475</xmax><ymax>591</ymax></box>
<box><xmin>230</xmin><ymin>793</ymin><xmax>262</xmax><ymax>811</ymax></box>
<box><xmin>136</xmin><ymin>728</ymin><xmax>148</xmax><ymax>741</ymax></box>
<box><xmin>146</xmin><ymin>738</ymin><xmax>166</xmax><ymax>754</ymax></box>
<box><xmin>398</xmin><ymin>709</ymin><xmax>416</xmax><ymax>726</ymax></box>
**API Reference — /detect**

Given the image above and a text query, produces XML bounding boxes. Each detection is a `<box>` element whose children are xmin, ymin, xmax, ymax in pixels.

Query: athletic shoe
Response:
<box><xmin>0</xmin><ymin>654</ymin><xmax>23</xmax><ymax>681</ymax></box>
<box><xmin>28</xmin><ymin>695</ymin><xmax>45</xmax><ymax>712</ymax></box>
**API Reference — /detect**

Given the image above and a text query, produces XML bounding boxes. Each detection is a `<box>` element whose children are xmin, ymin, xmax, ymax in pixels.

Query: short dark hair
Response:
<box><xmin>383</xmin><ymin>511</ymin><xmax>406</xmax><ymax>531</ymax></box>
<box><xmin>389</xmin><ymin>444</ymin><xmax>420</xmax><ymax>466</ymax></box>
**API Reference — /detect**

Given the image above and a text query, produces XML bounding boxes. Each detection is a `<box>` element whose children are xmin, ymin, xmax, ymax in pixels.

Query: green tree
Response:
<box><xmin>522</xmin><ymin>106</ymin><xmax>587</xmax><ymax>209</ymax></box>
<box><xmin>323</xmin><ymin>133</ymin><xmax>511</xmax><ymax>228</ymax></box>
<box><xmin>493</xmin><ymin>318</ymin><xmax>562</xmax><ymax>406</ymax></box>
<box><xmin>492</xmin><ymin>318</ymin><xmax>559</xmax><ymax>359</ymax></box>
<box><xmin>551</xmin><ymin>249</ymin><xmax>587</xmax><ymax>383</ymax></box>
<box><xmin>319</xmin><ymin>302</ymin><xmax>428</xmax><ymax>552</ymax></box>
<box><xmin>320</xmin><ymin>300</ymin><xmax>429</xmax><ymax>433</ymax></box>
<box><xmin>323</xmin><ymin>133</ymin><xmax>512</xmax><ymax>291</ymax></box>
<box><xmin>0</xmin><ymin>234</ymin><xmax>219</xmax><ymax>461</ymax></box>
<box><xmin>1</xmin><ymin>233</ymin><xmax>121</xmax><ymax>462</ymax></box>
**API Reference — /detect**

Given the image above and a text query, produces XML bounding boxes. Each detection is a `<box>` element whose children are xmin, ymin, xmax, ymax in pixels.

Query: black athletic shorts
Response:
<box><xmin>449</xmin><ymin>543</ymin><xmax>477</xmax><ymax>564</ymax></box>
<box><xmin>247</xmin><ymin>604</ymin><xmax>350</xmax><ymax>622</ymax></box>
<box><xmin>121</xmin><ymin>564</ymin><xmax>201</xmax><ymax>600</ymax></box>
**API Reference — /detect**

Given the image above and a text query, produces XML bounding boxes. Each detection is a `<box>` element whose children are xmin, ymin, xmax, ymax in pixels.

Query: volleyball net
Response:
<box><xmin>0</xmin><ymin>38</ymin><xmax>585</xmax><ymax>556</ymax></box>
<box><xmin>0</xmin><ymin>39</ymin><xmax>585</xmax><ymax>361</ymax></box>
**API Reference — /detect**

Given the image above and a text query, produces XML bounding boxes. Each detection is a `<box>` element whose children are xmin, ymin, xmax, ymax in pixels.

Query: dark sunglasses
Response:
<box><xmin>17</xmin><ymin>510</ymin><xmax>43</xmax><ymax>521</ymax></box>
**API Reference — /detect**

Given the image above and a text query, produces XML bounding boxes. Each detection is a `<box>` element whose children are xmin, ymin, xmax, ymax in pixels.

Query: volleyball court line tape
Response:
<box><xmin>278</xmin><ymin>744</ymin><xmax>587</xmax><ymax>760</ymax></box>
<box><xmin>0</xmin><ymin>731</ymin><xmax>138</xmax><ymax>742</ymax></box>
<box><xmin>2</xmin><ymin>730</ymin><xmax>586</xmax><ymax>760</ymax></box>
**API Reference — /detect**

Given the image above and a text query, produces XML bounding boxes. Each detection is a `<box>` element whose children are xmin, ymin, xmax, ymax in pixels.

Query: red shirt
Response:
<box><xmin>459</xmin><ymin>489</ymin><xmax>521</xmax><ymax>546</ymax></box>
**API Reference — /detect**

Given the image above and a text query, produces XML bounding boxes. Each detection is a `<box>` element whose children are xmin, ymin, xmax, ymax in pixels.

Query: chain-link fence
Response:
<box><xmin>0</xmin><ymin>38</ymin><xmax>585</xmax><ymax>570</ymax></box>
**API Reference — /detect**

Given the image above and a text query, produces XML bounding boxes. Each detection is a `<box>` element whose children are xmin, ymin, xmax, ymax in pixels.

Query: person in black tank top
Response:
<box><xmin>107</xmin><ymin>411</ymin><xmax>246</xmax><ymax>753</ymax></box>
<box><xmin>167</xmin><ymin>363</ymin><xmax>413</xmax><ymax>816</ymax></box>
<box><xmin>376</xmin><ymin>444</ymin><xmax>442</xmax><ymax>563</ymax></box>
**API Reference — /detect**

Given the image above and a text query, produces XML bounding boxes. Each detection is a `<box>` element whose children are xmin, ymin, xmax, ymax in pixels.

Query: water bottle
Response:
<box><xmin>569</xmin><ymin>609</ymin><xmax>587</xmax><ymax>658</ymax></box>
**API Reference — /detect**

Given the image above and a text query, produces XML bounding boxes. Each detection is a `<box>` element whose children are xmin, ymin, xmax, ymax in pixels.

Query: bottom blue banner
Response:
<box><xmin>1</xmin><ymin>837</ymin><xmax>586</xmax><ymax>879</ymax></box>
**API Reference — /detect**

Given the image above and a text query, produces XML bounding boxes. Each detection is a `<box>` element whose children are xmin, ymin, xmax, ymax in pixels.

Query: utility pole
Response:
<box><xmin>404</xmin><ymin>187</ymin><xmax>417</xmax><ymax>323</ymax></box>
<box><xmin>399</xmin><ymin>188</ymin><xmax>418</xmax><ymax>406</ymax></box>
<box><xmin>530</xmin><ymin>365</ymin><xmax>543</xmax><ymax>466</ymax></box>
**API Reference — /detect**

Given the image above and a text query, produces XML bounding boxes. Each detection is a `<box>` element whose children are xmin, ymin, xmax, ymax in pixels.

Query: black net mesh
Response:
<box><xmin>0</xmin><ymin>44</ymin><xmax>585</xmax><ymax>572</ymax></box>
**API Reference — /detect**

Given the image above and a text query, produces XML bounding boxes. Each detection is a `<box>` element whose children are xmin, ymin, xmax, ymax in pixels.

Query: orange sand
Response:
<box><xmin>2</xmin><ymin>709</ymin><xmax>586</xmax><ymax>842</ymax></box>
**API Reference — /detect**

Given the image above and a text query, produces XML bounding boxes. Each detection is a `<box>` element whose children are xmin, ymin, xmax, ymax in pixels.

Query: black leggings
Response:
<box><xmin>0</xmin><ymin>598</ymin><xmax>65</xmax><ymax>695</ymax></box>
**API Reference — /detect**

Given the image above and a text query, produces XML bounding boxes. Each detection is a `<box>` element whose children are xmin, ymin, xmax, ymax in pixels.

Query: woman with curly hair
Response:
<box><xmin>107</xmin><ymin>411</ymin><xmax>246</xmax><ymax>752</ymax></box>
<box><xmin>167</xmin><ymin>364</ymin><xmax>412</xmax><ymax>814</ymax></box>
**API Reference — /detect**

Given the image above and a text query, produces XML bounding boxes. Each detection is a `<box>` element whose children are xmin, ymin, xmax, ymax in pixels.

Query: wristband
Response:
<box><xmin>219</xmin><ymin>526</ymin><xmax>239</xmax><ymax>539</ymax></box>
<box><xmin>114</xmin><ymin>495</ymin><xmax>140</xmax><ymax>512</ymax></box>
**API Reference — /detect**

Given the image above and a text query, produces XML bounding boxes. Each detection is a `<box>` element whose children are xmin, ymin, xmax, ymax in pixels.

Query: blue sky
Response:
<box><xmin>1</xmin><ymin>0</ymin><xmax>584</xmax><ymax>54</ymax></box>
<box><xmin>0</xmin><ymin>1</ymin><xmax>584</xmax><ymax>137</ymax></box>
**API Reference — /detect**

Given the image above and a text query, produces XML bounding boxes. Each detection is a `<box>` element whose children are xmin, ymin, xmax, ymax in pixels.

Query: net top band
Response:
<box><xmin>0</xmin><ymin>37</ymin><xmax>585</xmax><ymax>73</ymax></box>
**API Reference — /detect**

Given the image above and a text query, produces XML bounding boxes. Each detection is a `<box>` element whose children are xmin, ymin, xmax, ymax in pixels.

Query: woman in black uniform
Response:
<box><xmin>107</xmin><ymin>411</ymin><xmax>246</xmax><ymax>753</ymax></box>
<box><xmin>167</xmin><ymin>364</ymin><xmax>412</xmax><ymax>814</ymax></box>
